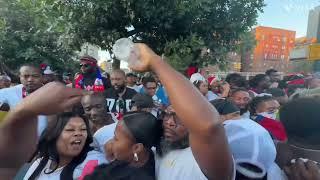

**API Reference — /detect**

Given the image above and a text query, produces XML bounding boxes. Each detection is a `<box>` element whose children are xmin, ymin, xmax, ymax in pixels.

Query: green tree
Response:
<box><xmin>0</xmin><ymin>0</ymin><xmax>77</xmax><ymax>73</ymax></box>
<box><xmin>238</xmin><ymin>31</ymin><xmax>256</xmax><ymax>72</ymax></box>
<box><xmin>0</xmin><ymin>0</ymin><xmax>265</xmax><ymax>72</ymax></box>
<box><xmin>57</xmin><ymin>0</ymin><xmax>265</xmax><ymax>70</ymax></box>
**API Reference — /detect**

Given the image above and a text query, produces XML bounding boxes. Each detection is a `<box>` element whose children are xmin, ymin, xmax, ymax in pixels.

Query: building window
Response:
<box><xmin>283</xmin><ymin>37</ymin><xmax>287</xmax><ymax>42</ymax></box>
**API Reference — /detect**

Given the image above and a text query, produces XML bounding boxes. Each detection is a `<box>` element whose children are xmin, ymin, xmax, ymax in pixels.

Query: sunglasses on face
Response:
<box><xmin>147</xmin><ymin>87</ymin><xmax>157</xmax><ymax>90</ymax></box>
<box><xmin>80</xmin><ymin>64</ymin><xmax>91</xmax><ymax>68</ymax></box>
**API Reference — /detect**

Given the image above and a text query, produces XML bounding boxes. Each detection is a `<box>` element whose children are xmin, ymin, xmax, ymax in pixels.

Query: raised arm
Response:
<box><xmin>0</xmin><ymin>82</ymin><xmax>84</xmax><ymax>179</ymax></box>
<box><xmin>131</xmin><ymin>44</ymin><xmax>233</xmax><ymax>180</ymax></box>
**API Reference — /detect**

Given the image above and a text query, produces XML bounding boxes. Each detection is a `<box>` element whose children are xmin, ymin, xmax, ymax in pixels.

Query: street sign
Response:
<box><xmin>309</xmin><ymin>44</ymin><xmax>320</xmax><ymax>61</ymax></box>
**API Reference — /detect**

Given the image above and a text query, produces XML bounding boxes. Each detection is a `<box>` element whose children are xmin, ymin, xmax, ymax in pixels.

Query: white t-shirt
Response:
<box><xmin>155</xmin><ymin>147</ymin><xmax>236</xmax><ymax>180</ymax></box>
<box><xmin>155</xmin><ymin>147</ymin><xmax>208</xmax><ymax>180</ymax></box>
<box><xmin>241</xmin><ymin>111</ymin><xmax>250</xmax><ymax>119</ymax></box>
<box><xmin>0</xmin><ymin>84</ymin><xmax>47</xmax><ymax>136</ymax></box>
<box><xmin>267</xmin><ymin>163</ymin><xmax>287</xmax><ymax>180</ymax></box>
<box><xmin>127</xmin><ymin>85</ymin><xmax>141</xmax><ymax>92</ymax></box>
<box><xmin>207</xmin><ymin>91</ymin><xmax>219</xmax><ymax>101</ymax></box>
<box><xmin>23</xmin><ymin>150</ymin><xmax>107</xmax><ymax>180</ymax></box>
<box><xmin>92</xmin><ymin>123</ymin><xmax>117</xmax><ymax>153</ymax></box>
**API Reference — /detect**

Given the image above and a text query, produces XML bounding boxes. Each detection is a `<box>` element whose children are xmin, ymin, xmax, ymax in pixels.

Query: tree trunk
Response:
<box><xmin>112</xmin><ymin>59</ymin><xmax>121</xmax><ymax>70</ymax></box>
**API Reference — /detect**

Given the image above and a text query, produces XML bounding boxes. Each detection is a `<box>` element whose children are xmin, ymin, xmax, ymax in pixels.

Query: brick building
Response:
<box><xmin>248</xmin><ymin>26</ymin><xmax>296</xmax><ymax>72</ymax></box>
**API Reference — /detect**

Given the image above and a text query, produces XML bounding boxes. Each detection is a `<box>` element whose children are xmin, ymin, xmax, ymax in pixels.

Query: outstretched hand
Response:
<box><xmin>15</xmin><ymin>82</ymin><xmax>85</xmax><ymax>116</ymax></box>
<box><xmin>219</xmin><ymin>82</ymin><xmax>230</xmax><ymax>98</ymax></box>
<box><xmin>128</xmin><ymin>43</ymin><xmax>160</xmax><ymax>72</ymax></box>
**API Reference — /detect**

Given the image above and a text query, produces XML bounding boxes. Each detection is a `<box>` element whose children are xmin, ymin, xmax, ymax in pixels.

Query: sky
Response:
<box><xmin>257</xmin><ymin>0</ymin><xmax>320</xmax><ymax>37</ymax></box>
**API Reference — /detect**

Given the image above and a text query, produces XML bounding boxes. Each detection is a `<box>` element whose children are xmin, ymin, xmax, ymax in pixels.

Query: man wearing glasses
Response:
<box><xmin>74</xmin><ymin>56</ymin><xmax>111</xmax><ymax>92</ymax></box>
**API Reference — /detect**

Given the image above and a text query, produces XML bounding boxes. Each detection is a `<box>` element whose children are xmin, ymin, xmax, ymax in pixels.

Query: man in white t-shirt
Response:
<box><xmin>155</xmin><ymin>106</ymin><xmax>208</xmax><ymax>180</ymax></box>
<box><xmin>0</xmin><ymin>64</ymin><xmax>47</xmax><ymax>135</ymax></box>
<box><xmin>125</xmin><ymin>43</ymin><xmax>235</xmax><ymax>180</ymax></box>
<box><xmin>155</xmin><ymin>105</ymin><xmax>235</xmax><ymax>180</ymax></box>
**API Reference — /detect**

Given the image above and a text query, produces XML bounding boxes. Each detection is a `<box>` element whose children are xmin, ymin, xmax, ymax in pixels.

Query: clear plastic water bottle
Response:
<box><xmin>113</xmin><ymin>38</ymin><xmax>140</xmax><ymax>67</ymax></box>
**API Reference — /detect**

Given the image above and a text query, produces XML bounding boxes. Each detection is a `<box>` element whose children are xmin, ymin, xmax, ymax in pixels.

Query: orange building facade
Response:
<box><xmin>250</xmin><ymin>26</ymin><xmax>296</xmax><ymax>72</ymax></box>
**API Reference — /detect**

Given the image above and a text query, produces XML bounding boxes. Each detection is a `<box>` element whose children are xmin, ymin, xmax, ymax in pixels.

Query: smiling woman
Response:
<box><xmin>23</xmin><ymin>112</ymin><xmax>107</xmax><ymax>180</ymax></box>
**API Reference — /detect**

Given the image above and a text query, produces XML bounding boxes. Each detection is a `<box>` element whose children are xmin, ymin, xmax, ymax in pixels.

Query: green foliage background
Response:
<box><xmin>0</xmin><ymin>0</ymin><xmax>264</xmax><ymax>72</ymax></box>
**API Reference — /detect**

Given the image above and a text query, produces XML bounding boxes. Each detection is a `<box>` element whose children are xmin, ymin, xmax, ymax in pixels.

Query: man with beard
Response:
<box><xmin>105</xmin><ymin>69</ymin><xmax>137</xmax><ymax>119</ymax></box>
<box><xmin>129</xmin><ymin>44</ymin><xmax>234</xmax><ymax>180</ymax></box>
<box><xmin>266</xmin><ymin>69</ymin><xmax>281</xmax><ymax>88</ymax></box>
<box><xmin>74</xmin><ymin>56</ymin><xmax>111</xmax><ymax>92</ymax></box>
<box><xmin>228</xmin><ymin>88</ymin><xmax>251</xmax><ymax>118</ymax></box>
<box><xmin>0</xmin><ymin>64</ymin><xmax>47</xmax><ymax>135</ymax></box>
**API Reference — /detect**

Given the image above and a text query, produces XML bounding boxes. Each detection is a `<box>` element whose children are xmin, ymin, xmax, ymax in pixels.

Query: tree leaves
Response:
<box><xmin>0</xmin><ymin>0</ymin><xmax>264</xmax><ymax>71</ymax></box>
<box><xmin>0</xmin><ymin>0</ymin><xmax>76</xmax><ymax>72</ymax></box>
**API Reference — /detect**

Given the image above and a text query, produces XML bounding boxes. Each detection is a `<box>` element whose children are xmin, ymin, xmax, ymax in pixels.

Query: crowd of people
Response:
<box><xmin>0</xmin><ymin>43</ymin><xmax>320</xmax><ymax>180</ymax></box>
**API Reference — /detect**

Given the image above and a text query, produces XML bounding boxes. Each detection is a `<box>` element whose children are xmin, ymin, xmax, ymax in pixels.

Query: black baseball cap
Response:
<box><xmin>210</xmin><ymin>99</ymin><xmax>240</xmax><ymax>115</ymax></box>
<box><xmin>126</xmin><ymin>73</ymin><xmax>137</xmax><ymax>77</ymax></box>
<box><xmin>132</xmin><ymin>94</ymin><xmax>154</xmax><ymax>108</ymax></box>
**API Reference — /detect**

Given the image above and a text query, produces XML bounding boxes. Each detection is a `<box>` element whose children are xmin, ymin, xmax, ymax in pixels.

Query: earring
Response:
<box><xmin>134</xmin><ymin>153</ymin><xmax>139</xmax><ymax>162</ymax></box>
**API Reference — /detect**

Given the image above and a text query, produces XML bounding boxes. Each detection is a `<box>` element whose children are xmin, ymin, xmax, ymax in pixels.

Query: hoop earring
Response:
<box><xmin>134</xmin><ymin>153</ymin><xmax>139</xmax><ymax>162</ymax></box>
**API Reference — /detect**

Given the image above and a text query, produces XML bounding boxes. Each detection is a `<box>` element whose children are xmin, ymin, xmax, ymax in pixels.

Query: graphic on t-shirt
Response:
<box><xmin>106</xmin><ymin>98</ymin><xmax>132</xmax><ymax>113</ymax></box>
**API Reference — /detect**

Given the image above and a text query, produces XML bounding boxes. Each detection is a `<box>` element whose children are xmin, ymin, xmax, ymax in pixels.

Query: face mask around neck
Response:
<box><xmin>258</xmin><ymin>111</ymin><xmax>277</xmax><ymax>120</ymax></box>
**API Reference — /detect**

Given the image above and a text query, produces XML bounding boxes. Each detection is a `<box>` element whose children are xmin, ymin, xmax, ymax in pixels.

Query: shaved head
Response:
<box><xmin>110</xmin><ymin>69</ymin><xmax>126</xmax><ymax>93</ymax></box>
<box><xmin>19</xmin><ymin>64</ymin><xmax>41</xmax><ymax>75</ymax></box>
<box><xmin>19</xmin><ymin>65</ymin><xmax>43</xmax><ymax>93</ymax></box>
<box><xmin>111</xmin><ymin>69</ymin><xmax>126</xmax><ymax>78</ymax></box>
